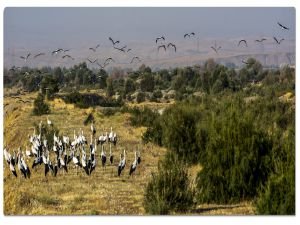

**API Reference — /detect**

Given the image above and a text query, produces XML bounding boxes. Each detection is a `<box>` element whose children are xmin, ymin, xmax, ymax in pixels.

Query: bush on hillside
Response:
<box><xmin>32</xmin><ymin>93</ymin><xmax>50</xmax><ymax>116</ymax></box>
<box><xmin>144</xmin><ymin>152</ymin><xmax>194</xmax><ymax>214</ymax></box>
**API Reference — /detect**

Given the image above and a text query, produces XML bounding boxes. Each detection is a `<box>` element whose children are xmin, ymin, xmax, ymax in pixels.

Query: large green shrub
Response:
<box><xmin>144</xmin><ymin>152</ymin><xmax>194</xmax><ymax>214</ymax></box>
<box><xmin>196</xmin><ymin>101</ymin><xmax>273</xmax><ymax>204</ymax></box>
<box><xmin>33</xmin><ymin>93</ymin><xmax>50</xmax><ymax>116</ymax></box>
<box><xmin>255</xmin><ymin>128</ymin><xmax>295</xmax><ymax>215</ymax></box>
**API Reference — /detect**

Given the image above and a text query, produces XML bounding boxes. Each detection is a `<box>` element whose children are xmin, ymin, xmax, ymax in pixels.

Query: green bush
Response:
<box><xmin>160</xmin><ymin>104</ymin><xmax>203</xmax><ymax>163</ymax></box>
<box><xmin>136</xmin><ymin>92</ymin><xmax>145</xmax><ymax>103</ymax></box>
<box><xmin>255</xmin><ymin>128</ymin><xmax>295</xmax><ymax>215</ymax></box>
<box><xmin>196</xmin><ymin>102</ymin><xmax>273</xmax><ymax>204</ymax></box>
<box><xmin>144</xmin><ymin>152</ymin><xmax>194</xmax><ymax>214</ymax></box>
<box><xmin>128</xmin><ymin>106</ymin><xmax>159</xmax><ymax>127</ymax></box>
<box><xmin>32</xmin><ymin>93</ymin><xmax>50</xmax><ymax>116</ymax></box>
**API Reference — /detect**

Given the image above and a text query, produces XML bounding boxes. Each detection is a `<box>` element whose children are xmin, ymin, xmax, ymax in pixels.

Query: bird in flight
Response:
<box><xmin>52</xmin><ymin>48</ymin><xmax>64</xmax><ymax>55</ymax></box>
<box><xmin>184</xmin><ymin>32</ymin><xmax>195</xmax><ymax>38</ymax></box>
<box><xmin>167</xmin><ymin>43</ymin><xmax>177</xmax><ymax>52</ymax></box>
<box><xmin>9</xmin><ymin>66</ymin><xmax>21</xmax><ymax>72</ymax></box>
<box><xmin>156</xmin><ymin>36</ymin><xmax>165</xmax><ymax>44</ymax></box>
<box><xmin>273</xmin><ymin>37</ymin><xmax>284</xmax><ymax>44</ymax></box>
<box><xmin>127</xmin><ymin>48</ymin><xmax>132</xmax><ymax>52</ymax></box>
<box><xmin>238</xmin><ymin>39</ymin><xmax>248</xmax><ymax>47</ymax></box>
<box><xmin>130</xmin><ymin>56</ymin><xmax>141</xmax><ymax>64</ymax></box>
<box><xmin>109</xmin><ymin>37</ymin><xmax>120</xmax><ymax>46</ymax></box>
<box><xmin>158</xmin><ymin>45</ymin><xmax>166</xmax><ymax>52</ymax></box>
<box><xmin>89</xmin><ymin>44</ymin><xmax>100</xmax><ymax>52</ymax></box>
<box><xmin>20</xmin><ymin>53</ymin><xmax>31</xmax><ymax>61</ymax></box>
<box><xmin>211</xmin><ymin>46</ymin><xmax>221</xmax><ymax>53</ymax></box>
<box><xmin>104</xmin><ymin>57</ymin><xmax>115</xmax><ymax>65</ymax></box>
<box><xmin>114</xmin><ymin>46</ymin><xmax>126</xmax><ymax>52</ymax></box>
<box><xmin>87</xmin><ymin>58</ymin><xmax>98</xmax><ymax>64</ymax></box>
<box><xmin>33</xmin><ymin>53</ymin><xmax>45</xmax><ymax>58</ymax></box>
<box><xmin>255</xmin><ymin>38</ymin><xmax>267</xmax><ymax>43</ymax></box>
<box><xmin>62</xmin><ymin>55</ymin><xmax>74</xmax><ymax>60</ymax></box>
<box><xmin>277</xmin><ymin>22</ymin><xmax>289</xmax><ymax>30</ymax></box>
<box><xmin>97</xmin><ymin>62</ymin><xmax>107</xmax><ymax>69</ymax></box>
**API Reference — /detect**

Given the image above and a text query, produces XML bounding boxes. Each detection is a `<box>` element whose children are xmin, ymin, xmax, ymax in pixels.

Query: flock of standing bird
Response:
<box><xmin>4</xmin><ymin>118</ymin><xmax>142</xmax><ymax>179</ymax></box>
<box><xmin>8</xmin><ymin>21</ymin><xmax>291</xmax><ymax>71</ymax></box>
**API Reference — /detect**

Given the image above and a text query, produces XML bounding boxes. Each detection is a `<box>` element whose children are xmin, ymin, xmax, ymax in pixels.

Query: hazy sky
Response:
<box><xmin>4</xmin><ymin>7</ymin><xmax>295</xmax><ymax>48</ymax></box>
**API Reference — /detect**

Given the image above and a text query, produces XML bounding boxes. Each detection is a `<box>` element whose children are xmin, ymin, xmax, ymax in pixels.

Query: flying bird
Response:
<box><xmin>184</xmin><ymin>32</ymin><xmax>195</xmax><ymax>38</ymax></box>
<box><xmin>255</xmin><ymin>38</ymin><xmax>267</xmax><ymax>43</ymax></box>
<box><xmin>109</xmin><ymin>37</ymin><xmax>120</xmax><ymax>46</ymax></box>
<box><xmin>277</xmin><ymin>22</ymin><xmax>289</xmax><ymax>30</ymax></box>
<box><xmin>34</xmin><ymin>53</ymin><xmax>45</xmax><ymax>58</ymax></box>
<box><xmin>127</xmin><ymin>48</ymin><xmax>132</xmax><ymax>52</ymax></box>
<box><xmin>89</xmin><ymin>44</ymin><xmax>100</xmax><ymax>52</ymax></box>
<box><xmin>130</xmin><ymin>56</ymin><xmax>141</xmax><ymax>64</ymax></box>
<box><xmin>211</xmin><ymin>46</ymin><xmax>221</xmax><ymax>54</ymax></box>
<box><xmin>238</xmin><ymin>39</ymin><xmax>248</xmax><ymax>47</ymax></box>
<box><xmin>156</xmin><ymin>36</ymin><xmax>165</xmax><ymax>43</ymax></box>
<box><xmin>20</xmin><ymin>53</ymin><xmax>31</xmax><ymax>61</ymax></box>
<box><xmin>87</xmin><ymin>58</ymin><xmax>98</xmax><ymax>64</ymax></box>
<box><xmin>62</xmin><ymin>55</ymin><xmax>74</xmax><ymax>60</ymax></box>
<box><xmin>97</xmin><ymin>62</ymin><xmax>107</xmax><ymax>69</ymax></box>
<box><xmin>273</xmin><ymin>37</ymin><xmax>284</xmax><ymax>44</ymax></box>
<box><xmin>114</xmin><ymin>46</ymin><xmax>126</xmax><ymax>52</ymax></box>
<box><xmin>167</xmin><ymin>43</ymin><xmax>176</xmax><ymax>52</ymax></box>
<box><xmin>52</xmin><ymin>48</ymin><xmax>64</xmax><ymax>55</ymax></box>
<box><xmin>104</xmin><ymin>57</ymin><xmax>115</xmax><ymax>65</ymax></box>
<box><xmin>158</xmin><ymin>45</ymin><xmax>166</xmax><ymax>52</ymax></box>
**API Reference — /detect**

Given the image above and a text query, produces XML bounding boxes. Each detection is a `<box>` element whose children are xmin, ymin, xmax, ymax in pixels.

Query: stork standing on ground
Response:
<box><xmin>118</xmin><ymin>149</ymin><xmax>126</xmax><ymax>176</ymax></box>
<box><xmin>101</xmin><ymin>145</ymin><xmax>107</xmax><ymax>168</ymax></box>
<box><xmin>129</xmin><ymin>151</ymin><xmax>138</xmax><ymax>176</ymax></box>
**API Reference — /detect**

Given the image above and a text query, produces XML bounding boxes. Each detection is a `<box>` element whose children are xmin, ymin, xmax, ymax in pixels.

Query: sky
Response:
<box><xmin>3</xmin><ymin>7</ymin><xmax>296</xmax><ymax>68</ymax></box>
<box><xmin>4</xmin><ymin>7</ymin><xmax>295</xmax><ymax>45</ymax></box>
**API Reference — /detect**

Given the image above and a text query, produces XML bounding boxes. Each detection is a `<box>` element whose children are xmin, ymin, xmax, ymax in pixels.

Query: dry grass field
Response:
<box><xmin>3</xmin><ymin>89</ymin><xmax>255</xmax><ymax>215</ymax></box>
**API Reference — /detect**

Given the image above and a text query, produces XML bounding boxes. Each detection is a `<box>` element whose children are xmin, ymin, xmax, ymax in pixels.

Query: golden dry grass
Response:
<box><xmin>3</xmin><ymin>89</ymin><xmax>255</xmax><ymax>215</ymax></box>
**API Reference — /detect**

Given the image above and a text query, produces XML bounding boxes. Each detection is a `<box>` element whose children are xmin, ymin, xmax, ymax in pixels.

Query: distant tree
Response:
<box><xmin>40</xmin><ymin>75</ymin><xmax>59</xmax><ymax>98</ymax></box>
<box><xmin>140</xmin><ymin>73</ymin><xmax>155</xmax><ymax>92</ymax></box>
<box><xmin>124</xmin><ymin>78</ymin><xmax>136</xmax><ymax>95</ymax></box>
<box><xmin>136</xmin><ymin>92</ymin><xmax>145</xmax><ymax>103</ymax></box>
<box><xmin>106</xmin><ymin>77</ymin><xmax>114</xmax><ymax>97</ymax></box>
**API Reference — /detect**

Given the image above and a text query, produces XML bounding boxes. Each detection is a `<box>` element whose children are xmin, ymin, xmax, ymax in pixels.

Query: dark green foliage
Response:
<box><xmin>124</xmin><ymin>78</ymin><xmax>136</xmax><ymax>95</ymax></box>
<box><xmin>144</xmin><ymin>152</ymin><xmax>194</xmax><ymax>214</ymax></box>
<box><xmin>83</xmin><ymin>113</ymin><xmax>94</xmax><ymax>126</ymax></box>
<box><xmin>40</xmin><ymin>75</ymin><xmax>59</xmax><ymax>99</ymax></box>
<box><xmin>197</xmin><ymin>102</ymin><xmax>273</xmax><ymax>204</ymax></box>
<box><xmin>106</xmin><ymin>77</ymin><xmax>114</xmax><ymax>97</ymax></box>
<box><xmin>62</xmin><ymin>91</ymin><xmax>123</xmax><ymax>108</ymax></box>
<box><xmin>160</xmin><ymin>104</ymin><xmax>202</xmax><ymax>164</ymax></box>
<box><xmin>153</xmin><ymin>90</ymin><xmax>163</xmax><ymax>99</ymax></box>
<box><xmin>128</xmin><ymin>106</ymin><xmax>159</xmax><ymax>127</ymax></box>
<box><xmin>32</xmin><ymin>93</ymin><xmax>50</xmax><ymax>116</ymax></box>
<box><xmin>140</xmin><ymin>73</ymin><xmax>155</xmax><ymax>92</ymax></box>
<box><xmin>256</xmin><ymin>128</ymin><xmax>295</xmax><ymax>215</ymax></box>
<box><xmin>136</xmin><ymin>92</ymin><xmax>145</xmax><ymax>103</ymax></box>
<box><xmin>142</xmin><ymin>119</ymin><xmax>163</xmax><ymax>146</ymax></box>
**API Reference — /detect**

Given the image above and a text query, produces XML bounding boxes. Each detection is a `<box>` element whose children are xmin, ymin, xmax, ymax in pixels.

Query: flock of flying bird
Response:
<box><xmin>10</xmin><ymin>21</ymin><xmax>291</xmax><ymax>71</ymax></box>
<box><xmin>4</xmin><ymin>118</ymin><xmax>142</xmax><ymax>179</ymax></box>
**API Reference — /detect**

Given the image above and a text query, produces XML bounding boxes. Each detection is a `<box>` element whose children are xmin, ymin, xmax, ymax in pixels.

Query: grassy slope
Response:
<box><xmin>3</xmin><ymin>90</ymin><xmax>254</xmax><ymax>215</ymax></box>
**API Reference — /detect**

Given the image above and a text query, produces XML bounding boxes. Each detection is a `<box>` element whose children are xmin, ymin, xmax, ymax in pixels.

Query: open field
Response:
<box><xmin>3</xmin><ymin>89</ymin><xmax>255</xmax><ymax>215</ymax></box>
